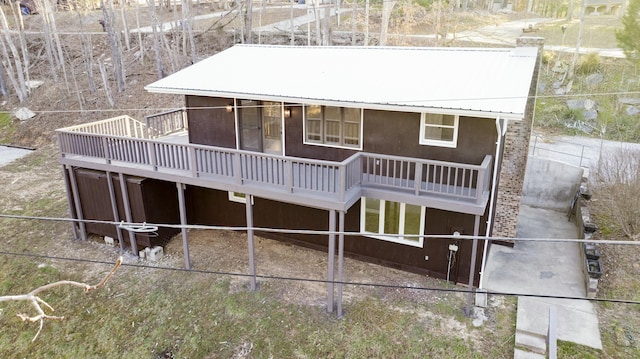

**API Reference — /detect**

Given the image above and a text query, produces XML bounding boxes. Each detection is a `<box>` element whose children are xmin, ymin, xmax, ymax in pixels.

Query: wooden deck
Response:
<box><xmin>57</xmin><ymin>113</ymin><xmax>492</xmax><ymax>214</ymax></box>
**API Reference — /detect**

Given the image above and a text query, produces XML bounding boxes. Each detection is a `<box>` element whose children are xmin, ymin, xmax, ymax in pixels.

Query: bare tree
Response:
<box><xmin>0</xmin><ymin>7</ymin><xmax>27</xmax><ymax>102</ymax></box>
<box><xmin>181</xmin><ymin>0</ymin><xmax>196</xmax><ymax>62</ymax></box>
<box><xmin>148</xmin><ymin>0</ymin><xmax>165</xmax><ymax>79</ymax></box>
<box><xmin>101</xmin><ymin>0</ymin><xmax>125</xmax><ymax>93</ymax></box>
<box><xmin>0</xmin><ymin>257</ymin><xmax>122</xmax><ymax>342</ymax></box>
<box><xmin>564</xmin><ymin>0</ymin><xmax>586</xmax><ymax>90</ymax></box>
<box><xmin>364</xmin><ymin>0</ymin><xmax>369</xmax><ymax>45</ymax></box>
<box><xmin>379</xmin><ymin>0</ymin><xmax>397</xmax><ymax>45</ymax></box>
<box><xmin>244</xmin><ymin>0</ymin><xmax>253</xmax><ymax>43</ymax></box>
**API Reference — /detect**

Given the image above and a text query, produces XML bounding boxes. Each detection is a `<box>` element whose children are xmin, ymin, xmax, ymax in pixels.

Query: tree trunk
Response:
<box><xmin>379</xmin><ymin>0</ymin><xmax>396</xmax><ymax>46</ymax></box>
<box><xmin>44</xmin><ymin>0</ymin><xmax>70</xmax><ymax>93</ymax></box>
<box><xmin>364</xmin><ymin>0</ymin><xmax>369</xmax><ymax>45</ymax></box>
<box><xmin>351</xmin><ymin>0</ymin><xmax>357</xmax><ymax>45</ymax></box>
<box><xmin>34</xmin><ymin>0</ymin><xmax>58</xmax><ymax>82</ymax></box>
<box><xmin>312</xmin><ymin>1</ymin><xmax>322</xmax><ymax>45</ymax></box>
<box><xmin>101</xmin><ymin>0</ymin><xmax>125</xmax><ymax>93</ymax></box>
<box><xmin>290</xmin><ymin>0</ymin><xmax>295</xmax><ymax>45</ymax></box>
<box><xmin>11</xmin><ymin>2</ymin><xmax>30</xmax><ymax>88</ymax></box>
<box><xmin>148</xmin><ymin>0</ymin><xmax>165</xmax><ymax>79</ymax></box>
<box><xmin>244</xmin><ymin>0</ymin><xmax>253</xmax><ymax>43</ymax></box>
<box><xmin>0</xmin><ymin>7</ymin><xmax>27</xmax><ymax>102</ymax></box>
<box><xmin>76</xmin><ymin>10</ymin><xmax>96</xmax><ymax>93</ymax></box>
<box><xmin>0</xmin><ymin>62</ymin><xmax>8</xmax><ymax>98</ymax></box>
<box><xmin>0</xmin><ymin>35</ymin><xmax>26</xmax><ymax>102</ymax></box>
<box><xmin>120</xmin><ymin>0</ymin><xmax>131</xmax><ymax>51</ymax></box>
<box><xmin>135</xmin><ymin>1</ymin><xmax>144</xmax><ymax>64</ymax></box>
<box><xmin>565</xmin><ymin>0</ymin><xmax>587</xmax><ymax>88</ymax></box>
<box><xmin>182</xmin><ymin>0</ymin><xmax>196</xmax><ymax>62</ymax></box>
<box><xmin>567</xmin><ymin>0</ymin><xmax>574</xmax><ymax>20</ymax></box>
<box><xmin>98</xmin><ymin>58</ymin><xmax>115</xmax><ymax>108</ymax></box>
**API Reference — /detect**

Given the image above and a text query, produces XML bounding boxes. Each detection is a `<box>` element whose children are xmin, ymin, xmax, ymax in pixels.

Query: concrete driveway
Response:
<box><xmin>483</xmin><ymin>204</ymin><xmax>602</xmax><ymax>355</ymax></box>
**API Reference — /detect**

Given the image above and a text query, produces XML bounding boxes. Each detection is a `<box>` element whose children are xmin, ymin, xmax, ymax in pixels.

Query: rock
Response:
<box><xmin>614</xmin><ymin>326</ymin><xmax>632</xmax><ymax>347</ymax></box>
<box><xmin>14</xmin><ymin>107</ymin><xmax>35</xmax><ymax>121</ymax></box>
<box><xmin>567</xmin><ymin>99</ymin><xmax>585</xmax><ymax>109</ymax></box>
<box><xmin>555</xmin><ymin>88</ymin><xmax>565</xmax><ymax>95</ymax></box>
<box><xmin>618</xmin><ymin>98</ymin><xmax>640</xmax><ymax>106</ymax></box>
<box><xmin>584</xmin><ymin>99</ymin><xmax>596</xmax><ymax>110</ymax></box>
<box><xmin>626</xmin><ymin>106</ymin><xmax>639</xmax><ymax>116</ymax></box>
<box><xmin>552</xmin><ymin>81</ymin><xmax>562</xmax><ymax>89</ymax></box>
<box><xmin>584</xmin><ymin>109</ymin><xmax>598</xmax><ymax>121</ymax></box>
<box><xmin>25</xmin><ymin>80</ymin><xmax>43</xmax><ymax>90</ymax></box>
<box><xmin>584</xmin><ymin>73</ymin><xmax>604</xmax><ymax>86</ymax></box>
<box><xmin>472</xmin><ymin>307</ymin><xmax>487</xmax><ymax>327</ymax></box>
<box><xmin>552</xmin><ymin>63</ymin><xmax>567</xmax><ymax>73</ymax></box>
<box><xmin>538</xmin><ymin>82</ymin><xmax>546</xmax><ymax>92</ymax></box>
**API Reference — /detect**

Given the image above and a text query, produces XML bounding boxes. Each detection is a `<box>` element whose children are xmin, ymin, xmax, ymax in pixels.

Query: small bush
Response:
<box><xmin>592</xmin><ymin>148</ymin><xmax>640</xmax><ymax>240</ymax></box>
<box><xmin>542</xmin><ymin>51</ymin><xmax>555</xmax><ymax>65</ymax></box>
<box><xmin>577</xmin><ymin>53</ymin><xmax>602</xmax><ymax>74</ymax></box>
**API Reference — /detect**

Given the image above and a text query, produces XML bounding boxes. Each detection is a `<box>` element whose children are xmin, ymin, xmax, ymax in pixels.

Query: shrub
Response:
<box><xmin>577</xmin><ymin>53</ymin><xmax>602</xmax><ymax>75</ymax></box>
<box><xmin>591</xmin><ymin>148</ymin><xmax>640</xmax><ymax>240</ymax></box>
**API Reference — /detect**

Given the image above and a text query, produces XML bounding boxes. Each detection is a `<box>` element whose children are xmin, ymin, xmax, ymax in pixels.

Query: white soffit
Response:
<box><xmin>145</xmin><ymin>45</ymin><xmax>539</xmax><ymax>118</ymax></box>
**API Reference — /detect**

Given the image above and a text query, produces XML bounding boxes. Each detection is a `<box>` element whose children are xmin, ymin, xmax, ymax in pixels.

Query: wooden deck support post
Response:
<box><xmin>105</xmin><ymin>171</ymin><xmax>125</xmax><ymax>253</ymax></box>
<box><xmin>245</xmin><ymin>195</ymin><xmax>257</xmax><ymax>291</ymax></box>
<box><xmin>65</xmin><ymin>166</ymin><xmax>87</xmax><ymax>241</ymax></box>
<box><xmin>176</xmin><ymin>182</ymin><xmax>191</xmax><ymax>270</ymax></box>
<box><xmin>118</xmin><ymin>173</ymin><xmax>138</xmax><ymax>256</ymax></box>
<box><xmin>465</xmin><ymin>215</ymin><xmax>481</xmax><ymax>316</ymax></box>
<box><xmin>337</xmin><ymin>211</ymin><xmax>345</xmax><ymax>318</ymax></box>
<box><xmin>327</xmin><ymin>209</ymin><xmax>336</xmax><ymax>313</ymax></box>
<box><xmin>61</xmin><ymin>166</ymin><xmax>81</xmax><ymax>241</ymax></box>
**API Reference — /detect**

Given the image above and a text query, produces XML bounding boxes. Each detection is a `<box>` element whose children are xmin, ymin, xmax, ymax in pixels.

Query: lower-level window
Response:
<box><xmin>228</xmin><ymin>192</ymin><xmax>253</xmax><ymax>204</ymax></box>
<box><xmin>360</xmin><ymin>197</ymin><xmax>426</xmax><ymax>247</ymax></box>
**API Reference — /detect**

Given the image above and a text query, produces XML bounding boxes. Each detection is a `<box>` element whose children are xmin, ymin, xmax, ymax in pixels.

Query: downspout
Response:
<box><xmin>478</xmin><ymin>116</ymin><xmax>507</xmax><ymax>289</ymax></box>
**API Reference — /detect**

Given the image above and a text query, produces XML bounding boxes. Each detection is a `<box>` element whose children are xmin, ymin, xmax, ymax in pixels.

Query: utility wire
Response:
<box><xmin>0</xmin><ymin>249</ymin><xmax>638</xmax><ymax>306</ymax></box>
<box><xmin>11</xmin><ymin>88</ymin><xmax>640</xmax><ymax>115</ymax></box>
<box><xmin>0</xmin><ymin>213</ymin><xmax>638</xmax><ymax>245</ymax></box>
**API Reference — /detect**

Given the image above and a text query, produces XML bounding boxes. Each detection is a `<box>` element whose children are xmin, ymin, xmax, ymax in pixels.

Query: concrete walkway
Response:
<box><xmin>482</xmin><ymin>205</ymin><xmax>602</xmax><ymax>357</ymax></box>
<box><xmin>0</xmin><ymin>145</ymin><xmax>33</xmax><ymax>167</ymax></box>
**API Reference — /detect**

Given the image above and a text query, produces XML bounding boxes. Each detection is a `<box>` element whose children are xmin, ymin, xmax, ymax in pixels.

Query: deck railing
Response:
<box><xmin>57</xmin><ymin>118</ymin><xmax>492</xmax><ymax>205</ymax></box>
<box><xmin>63</xmin><ymin>115</ymin><xmax>148</xmax><ymax>139</ymax></box>
<box><xmin>145</xmin><ymin>109</ymin><xmax>187</xmax><ymax>138</ymax></box>
<box><xmin>361</xmin><ymin>153</ymin><xmax>492</xmax><ymax>203</ymax></box>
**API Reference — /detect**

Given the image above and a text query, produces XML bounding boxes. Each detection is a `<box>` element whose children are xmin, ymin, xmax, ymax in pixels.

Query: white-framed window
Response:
<box><xmin>419</xmin><ymin>113</ymin><xmax>459</xmax><ymax>148</ymax></box>
<box><xmin>360</xmin><ymin>197</ymin><xmax>426</xmax><ymax>247</ymax></box>
<box><xmin>228</xmin><ymin>192</ymin><xmax>253</xmax><ymax>204</ymax></box>
<box><xmin>304</xmin><ymin>104</ymin><xmax>362</xmax><ymax>149</ymax></box>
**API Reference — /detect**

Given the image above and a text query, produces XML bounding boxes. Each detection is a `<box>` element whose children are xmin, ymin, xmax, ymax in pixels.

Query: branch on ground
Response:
<box><xmin>0</xmin><ymin>256</ymin><xmax>123</xmax><ymax>342</ymax></box>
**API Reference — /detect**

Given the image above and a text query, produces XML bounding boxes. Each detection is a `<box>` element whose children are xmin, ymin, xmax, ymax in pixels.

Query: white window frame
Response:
<box><xmin>303</xmin><ymin>104</ymin><xmax>363</xmax><ymax>150</ymax></box>
<box><xmin>228</xmin><ymin>192</ymin><xmax>253</xmax><ymax>205</ymax></box>
<box><xmin>419</xmin><ymin>113</ymin><xmax>459</xmax><ymax>148</ymax></box>
<box><xmin>360</xmin><ymin>197</ymin><xmax>426</xmax><ymax>248</ymax></box>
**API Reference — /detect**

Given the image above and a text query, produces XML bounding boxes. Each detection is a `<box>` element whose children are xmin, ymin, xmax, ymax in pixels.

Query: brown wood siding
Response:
<box><xmin>362</xmin><ymin>110</ymin><xmax>497</xmax><ymax>165</ymax></box>
<box><xmin>179</xmin><ymin>186</ymin><xmax>486</xmax><ymax>285</ymax></box>
<box><xmin>71</xmin><ymin>168</ymin><xmax>180</xmax><ymax>249</ymax></box>
<box><xmin>186</xmin><ymin>96</ymin><xmax>236</xmax><ymax>148</ymax></box>
<box><xmin>184</xmin><ymin>99</ymin><xmax>497</xmax><ymax>167</ymax></box>
<box><xmin>284</xmin><ymin>103</ymin><xmax>358</xmax><ymax>161</ymax></box>
<box><xmin>185</xmin><ymin>185</ymin><xmax>247</xmax><ymax>226</ymax></box>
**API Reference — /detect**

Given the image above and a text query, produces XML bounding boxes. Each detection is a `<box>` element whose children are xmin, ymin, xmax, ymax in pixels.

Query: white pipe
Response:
<box><xmin>478</xmin><ymin>116</ymin><xmax>505</xmax><ymax>289</ymax></box>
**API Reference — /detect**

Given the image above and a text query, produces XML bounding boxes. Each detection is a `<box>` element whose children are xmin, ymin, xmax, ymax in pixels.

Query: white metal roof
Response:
<box><xmin>145</xmin><ymin>45</ymin><xmax>539</xmax><ymax>120</ymax></box>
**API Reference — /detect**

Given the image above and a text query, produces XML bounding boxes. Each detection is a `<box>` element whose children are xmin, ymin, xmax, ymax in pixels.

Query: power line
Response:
<box><xmin>0</xmin><ymin>249</ymin><xmax>638</xmax><ymax>306</ymax></box>
<box><xmin>9</xmin><ymin>89</ymin><xmax>640</xmax><ymax>115</ymax></box>
<box><xmin>1</xmin><ymin>212</ymin><xmax>638</xmax><ymax>245</ymax></box>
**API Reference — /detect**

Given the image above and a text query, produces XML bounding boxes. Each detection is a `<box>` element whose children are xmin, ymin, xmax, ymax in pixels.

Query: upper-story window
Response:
<box><xmin>419</xmin><ymin>113</ymin><xmax>459</xmax><ymax>148</ymax></box>
<box><xmin>304</xmin><ymin>105</ymin><xmax>362</xmax><ymax>149</ymax></box>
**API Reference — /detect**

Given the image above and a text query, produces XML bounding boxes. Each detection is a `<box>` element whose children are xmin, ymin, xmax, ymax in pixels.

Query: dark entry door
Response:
<box><xmin>239</xmin><ymin>100</ymin><xmax>262</xmax><ymax>152</ymax></box>
<box><xmin>239</xmin><ymin>100</ymin><xmax>283</xmax><ymax>155</ymax></box>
